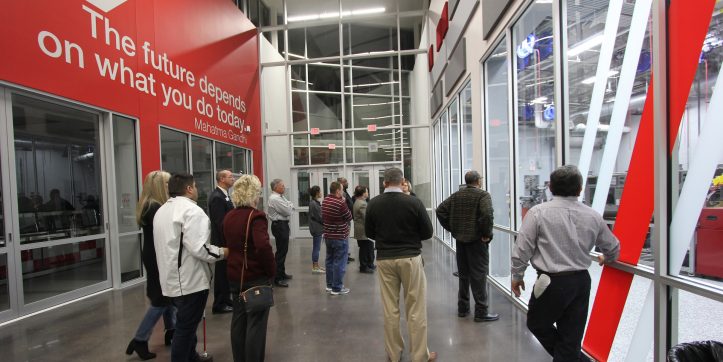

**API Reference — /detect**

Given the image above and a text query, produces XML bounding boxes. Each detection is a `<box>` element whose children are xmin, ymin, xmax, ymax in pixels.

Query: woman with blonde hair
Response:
<box><xmin>223</xmin><ymin>175</ymin><xmax>276</xmax><ymax>362</ymax></box>
<box><xmin>126</xmin><ymin>170</ymin><xmax>176</xmax><ymax>360</ymax></box>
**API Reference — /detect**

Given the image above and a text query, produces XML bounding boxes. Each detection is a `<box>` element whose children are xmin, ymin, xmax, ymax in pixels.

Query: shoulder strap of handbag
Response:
<box><xmin>240</xmin><ymin>210</ymin><xmax>254</xmax><ymax>284</ymax></box>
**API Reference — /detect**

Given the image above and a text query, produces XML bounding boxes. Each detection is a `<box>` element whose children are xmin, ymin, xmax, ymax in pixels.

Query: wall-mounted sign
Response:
<box><xmin>311</xmin><ymin>127</ymin><xmax>320</xmax><ymax>135</ymax></box>
<box><xmin>368</xmin><ymin>142</ymin><xmax>379</xmax><ymax>152</ymax></box>
<box><xmin>328</xmin><ymin>143</ymin><xmax>336</xmax><ymax>150</ymax></box>
<box><xmin>367</xmin><ymin>124</ymin><xmax>377</xmax><ymax>132</ymax></box>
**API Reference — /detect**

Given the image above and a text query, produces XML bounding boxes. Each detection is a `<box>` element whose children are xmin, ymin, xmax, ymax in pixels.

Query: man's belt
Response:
<box><xmin>271</xmin><ymin>220</ymin><xmax>289</xmax><ymax>223</ymax></box>
<box><xmin>536</xmin><ymin>269</ymin><xmax>587</xmax><ymax>277</ymax></box>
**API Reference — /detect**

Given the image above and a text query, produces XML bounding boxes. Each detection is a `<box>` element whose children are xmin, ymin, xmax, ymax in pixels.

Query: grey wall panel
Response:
<box><xmin>446</xmin><ymin>0</ymin><xmax>479</xmax><ymax>57</ymax></box>
<box><xmin>431</xmin><ymin>41</ymin><xmax>447</xmax><ymax>86</ymax></box>
<box><xmin>444</xmin><ymin>39</ymin><xmax>466</xmax><ymax>96</ymax></box>
<box><xmin>431</xmin><ymin>79</ymin><xmax>444</xmax><ymax>116</ymax></box>
<box><xmin>482</xmin><ymin>0</ymin><xmax>513</xmax><ymax>40</ymax></box>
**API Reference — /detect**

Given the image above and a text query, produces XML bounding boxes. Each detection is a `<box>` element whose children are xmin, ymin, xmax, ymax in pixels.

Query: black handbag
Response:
<box><xmin>239</xmin><ymin>210</ymin><xmax>274</xmax><ymax>313</ymax></box>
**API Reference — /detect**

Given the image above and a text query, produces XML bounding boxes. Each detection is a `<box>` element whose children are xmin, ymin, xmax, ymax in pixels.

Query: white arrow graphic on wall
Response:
<box><xmin>86</xmin><ymin>0</ymin><xmax>127</xmax><ymax>13</ymax></box>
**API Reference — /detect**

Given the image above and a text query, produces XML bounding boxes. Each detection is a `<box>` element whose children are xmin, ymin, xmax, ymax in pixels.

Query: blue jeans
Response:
<box><xmin>325</xmin><ymin>238</ymin><xmax>349</xmax><ymax>292</ymax></box>
<box><xmin>171</xmin><ymin>290</ymin><xmax>209</xmax><ymax>362</ymax></box>
<box><xmin>134</xmin><ymin>304</ymin><xmax>177</xmax><ymax>341</ymax></box>
<box><xmin>312</xmin><ymin>235</ymin><xmax>323</xmax><ymax>263</ymax></box>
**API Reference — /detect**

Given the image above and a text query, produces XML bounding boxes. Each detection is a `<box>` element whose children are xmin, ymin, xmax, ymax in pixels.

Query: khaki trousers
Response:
<box><xmin>377</xmin><ymin>255</ymin><xmax>429</xmax><ymax>362</ymax></box>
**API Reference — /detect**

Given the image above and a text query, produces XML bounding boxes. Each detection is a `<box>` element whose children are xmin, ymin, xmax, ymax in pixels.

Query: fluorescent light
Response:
<box><xmin>536</xmin><ymin>0</ymin><xmax>552</xmax><ymax>3</ymax></box>
<box><xmin>288</xmin><ymin>7</ymin><xmax>385</xmax><ymax>23</ymax></box>
<box><xmin>581</xmin><ymin>70</ymin><xmax>619</xmax><ymax>85</ymax></box>
<box><xmin>345</xmin><ymin>81</ymin><xmax>398</xmax><ymax>88</ymax></box>
<box><xmin>531</xmin><ymin>96</ymin><xmax>548</xmax><ymax>104</ymax></box>
<box><xmin>353</xmin><ymin>101</ymin><xmax>400</xmax><ymax>107</ymax></box>
<box><xmin>363</xmin><ymin>115</ymin><xmax>396</xmax><ymax>120</ymax></box>
<box><xmin>568</xmin><ymin>34</ymin><xmax>604</xmax><ymax>57</ymax></box>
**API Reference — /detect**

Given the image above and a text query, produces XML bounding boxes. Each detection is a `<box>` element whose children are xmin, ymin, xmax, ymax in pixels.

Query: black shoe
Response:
<box><xmin>458</xmin><ymin>311</ymin><xmax>469</xmax><ymax>318</ymax></box>
<box><xmin>274</xmin><ymin>280</ymin><xmax>289</xmax><ymax>287</ymax></box>
<box><xmin>164</xmin><ymin>329</ymin><xmax>174</xmax><ymax>346</ymax></box>
<box><xmin>474</xmin><ymin>313</ymin><xmax>500</xmax><ymax>322</ymax></box>
<box><xmin>212</xmin><ymin>305</ymin><xmax>233</xmax><ymax>314</ymax></box>
<box><xmin>126</xmin><ymin>339</ymin><xmax>157</xmax><ymax>360</ymax></box>
<box><xmin>348</xmin><ymin>255</ymin><xmax>355</xmax><ymax>262</ymax></box>
<box><xmin>282</xmin><ymin>274</ymin><xmax>293</xmax><ymax>280</ymax></box>
<box><xmin>360</xmin><ymin>268</ymin><xmax>374</xmax><ymax>274</ymax></box>
<box><xmin>194</xmin><ymin>352</ymin><xmax>213</xmax><ymax>362</ymax></box>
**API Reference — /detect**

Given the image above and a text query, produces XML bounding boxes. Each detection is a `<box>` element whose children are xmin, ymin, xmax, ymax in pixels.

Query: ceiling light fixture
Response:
<box><xmin>568</xmin><ymin>34</ymin><xmax>604</xmax><ymax>57</ymax></box>
<box><xmin>288</xmin><ymin>7</ymin><xmax>385</xmax><ymax>23</ymax></box>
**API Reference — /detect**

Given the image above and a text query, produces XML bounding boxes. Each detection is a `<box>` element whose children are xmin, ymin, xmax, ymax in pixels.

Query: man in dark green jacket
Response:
<box><xmin>436</xmin><ymin>170</ymin><xmax>498</xmax><ymax>322</ymax></box>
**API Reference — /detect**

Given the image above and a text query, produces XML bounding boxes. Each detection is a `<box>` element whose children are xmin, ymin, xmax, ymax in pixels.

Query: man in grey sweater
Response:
<box><xmin>512</xmin><ymin>165</ymin><xmax>620</xmax><ymax>361</ymax></box>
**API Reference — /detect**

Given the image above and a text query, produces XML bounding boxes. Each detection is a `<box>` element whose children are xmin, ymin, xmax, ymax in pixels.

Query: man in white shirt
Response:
<box><xmin>154</xmin><ymin>173</ymin><xmax>228</xmax><ymax>362</ymax></box>
<box><xmin>267</xmin><ymin>179</ymin><xmax>294</xmax><ymax>287</ymax></box>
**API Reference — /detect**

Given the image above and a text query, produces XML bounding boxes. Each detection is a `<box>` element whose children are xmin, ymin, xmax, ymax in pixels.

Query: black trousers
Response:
<box><xmin>171</xmin><ymin>289</ymin><xmax>208</xmax><ymax>362</ymax></box>
<box><xmin>357</xmin><ymin>239</ymin><xmax>375</xmax><ymax>270</ymax></box>
<box><xmin>527</xmin><ymin>271</ymin><xmax>591</xmax><ymax>362</ymax></box>
<box><xmin>213</xmin><ymin>259</ymin><xmax>231</xmax><ymax>310</ymax></box>
<box><xmin>270</xmin><ymin>220</ymin><xmax>290</xmax><ymax>282</ymax></box>
<box><xmin>456</xmin><ymin>240</ymin><xmax>489</xmax><ymax>317</ymax></box>
<box><xmin>230</xmin><ymin>282</ymin><xmax>271</xmax><ymax>362</ymax></box>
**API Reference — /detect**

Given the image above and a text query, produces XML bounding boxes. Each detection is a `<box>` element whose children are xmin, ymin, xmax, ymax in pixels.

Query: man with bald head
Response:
<box><xmin>208</xmin><ymin>169</ymin><xmax>235</xmax><ymax>314</ymax></box>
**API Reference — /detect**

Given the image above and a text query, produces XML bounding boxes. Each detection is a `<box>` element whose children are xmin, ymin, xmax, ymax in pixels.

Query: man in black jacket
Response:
<box><xmin>366</xmin><ymin>167</ymin><xmax>436</xmax><ymax>362</ymax></box>
<box><xmin>208</xmin><ymin>169</ymin><xmax>235</xmax><ymax>314</ymax></box>
<box><xmin>436</xmin><ymin>170</ymin><xmax>498</xmax><ymax>322</ymax></box>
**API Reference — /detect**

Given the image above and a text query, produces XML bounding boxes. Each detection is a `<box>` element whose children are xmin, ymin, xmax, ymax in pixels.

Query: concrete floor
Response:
<box><xmin>0</xmin><ymin>238</ymin><xmax>550</xmax><ymax>362</ymax></box>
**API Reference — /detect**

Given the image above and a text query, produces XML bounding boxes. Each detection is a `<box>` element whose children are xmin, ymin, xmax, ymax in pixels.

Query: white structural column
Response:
<box><xmin>625</xmin><ymin>28</ymin><xmax>723</xmax><ymax>362</ymax></box>
<box><xmin>577</xmin><ymin>0</ymin><xmax>624</xmax><ymax>200</ymax></box>
<box><xmin>592</xmin><ymin>0</ymin><xmax>653</xmax><ymax>214</ymax></box>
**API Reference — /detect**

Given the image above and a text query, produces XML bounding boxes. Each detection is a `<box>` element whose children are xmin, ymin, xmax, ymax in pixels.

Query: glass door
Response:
<box><xmin>291</xmin><ymin>167</ymin><xmax>340</xmax><ymax>237</ymax></box>
<box><xmin>351</xmin><ymin>164</ymin><xmax>398</xmax><ymax>199</ymax></box>
<box><xmin>0</xmin><ymin>89</ymin><xmax>17</xmax><ymax>322</ymax></box>
<box><xmin>7</xmin><ymin>91</ymin><xmax>111</xmax><ymax>315</ymax></box>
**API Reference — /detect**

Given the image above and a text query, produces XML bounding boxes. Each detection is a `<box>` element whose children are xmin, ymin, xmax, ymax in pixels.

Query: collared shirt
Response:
<box><xmin>385</xmin><ymin>186</ymin><xmax>403</xmax><ymax>193</ymax></box>
<box><xmin>216</xmin><ymin>185</ymin><xmax>229</xmax><ymax>198</ymax></box>
<box><xmin>511</xmin><ymin>196</ymin><xmax>620</xmax><ymax>281</ymax></box>
<box><xmin>267</xmin><ymin>191</ymin><xmax>294</xmax><ymax>221</ymax></box>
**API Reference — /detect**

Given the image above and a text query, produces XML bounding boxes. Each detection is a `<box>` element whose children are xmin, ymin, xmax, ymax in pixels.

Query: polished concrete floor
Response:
<box><xmin>0</xmin><ymin>238</ymin><xmax>550</xmax><ymax>361</ymax></box>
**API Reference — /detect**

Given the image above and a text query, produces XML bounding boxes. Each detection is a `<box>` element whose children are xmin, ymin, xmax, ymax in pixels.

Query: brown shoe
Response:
<box><xmin>428</xmin><ymin>351</ymin><xmax>438</xmax><ymax>361</ymax></box>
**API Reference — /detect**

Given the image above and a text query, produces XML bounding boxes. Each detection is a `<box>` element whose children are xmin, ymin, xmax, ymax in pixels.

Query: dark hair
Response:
<box><xmin>549</xmin><ymin>165</ymin><xmax>583</xmax><ymax>197</ymax></box>
<box><xmin>465</xmin><ymin>171</ymin><xmax>482</xmax><ymax>185</ymax></box>
<box><xmin>329</xmin><ymin>181</ymin><xmax>341</xmax><ymax>194</ymax></box>
<box><xmin>309</xmin><ymin>185</ymin><xmax>320</xmax><ymax>199</ymax></box>
<box><xmin>168</xmin><ymin>173</ymin><xmax>195</xmax><ymax>197</ymax></box>
<box><xmin>354</xmin><ymin>185</ymin><xmax>367</xmax><ymax>197</ymax></box>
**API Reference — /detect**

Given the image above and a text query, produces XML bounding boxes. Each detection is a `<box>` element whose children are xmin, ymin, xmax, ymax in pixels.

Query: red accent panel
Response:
<box><xmin>436</xmin><ymin>2</ymin><xmax>449</xmax><ymax>50</ymax></box>
<box><xmin>583</xmin><ymin>1</ymin><xmax>716</xmax><ymax>359</ymax></box>
<box><xmin>428</xmin><ymin>44</ymin><xmax>434</xmax><ymax>72</ymax></box>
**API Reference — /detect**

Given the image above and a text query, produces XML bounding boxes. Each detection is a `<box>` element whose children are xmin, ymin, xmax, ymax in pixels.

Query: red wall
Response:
<box><xmin>0</xmin><ymin>0</ymin><xmax>263</xmax><ymax>180</ymax></box>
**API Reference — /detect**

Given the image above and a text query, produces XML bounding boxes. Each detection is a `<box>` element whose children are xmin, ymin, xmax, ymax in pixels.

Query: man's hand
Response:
<box><xmin>221</xmin><ymin>247</ymin><xmax>229</xmax><ymax>259</ymax></box>
<box><xmin>597</xmin><ymin>254</ymin><xmax>606</xmax><ymax>265</ymax></box>
<box><xmin>511</xmin><ymin>279</ymin><xmax>525</xmax><ymax>298</ymax></box>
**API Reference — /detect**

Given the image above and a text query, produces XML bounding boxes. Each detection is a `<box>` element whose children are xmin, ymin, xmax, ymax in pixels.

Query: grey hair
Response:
<box><xmin>464</xmin><ymin>171</ymin><xmax>482</xmax><ymax>185</ymax></box>
<box><xmin>270</xmin><ymin>178</ymin><xmax>283</xmax><ymax>191</ymax></box>
<box><xmin>549</xmin><ymin>165</ymin><xmax>583</xmax><ymax>197</ymax></box>
<box><xmin>384</xmin><ymin>167</ymin><xmax>404</xmax><ymax>185</ymax></box>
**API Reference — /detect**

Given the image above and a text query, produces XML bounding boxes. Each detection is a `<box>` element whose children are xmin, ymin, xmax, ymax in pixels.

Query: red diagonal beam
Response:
<box><xmin>583</xmin><ymin>1</ymin><xmax>715</xmax><ymax>360</ymax></box>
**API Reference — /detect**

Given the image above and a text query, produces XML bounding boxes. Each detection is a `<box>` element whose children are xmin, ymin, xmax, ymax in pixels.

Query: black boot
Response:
<box><xmin>125</xmin><ymin>339</ymin><xmax>157</xmax><ymax>360</ymax></box>
<box><xmin>164</xmin><ymin>329</ymin><xmax>174</xmax><ymax>346</ymax></box>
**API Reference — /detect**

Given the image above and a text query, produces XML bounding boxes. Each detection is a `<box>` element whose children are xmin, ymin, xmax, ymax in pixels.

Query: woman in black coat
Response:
<box><xmin>125</xmin><ymin>171</ymin><xmax>176</xmax><ymax>360</ymax></box>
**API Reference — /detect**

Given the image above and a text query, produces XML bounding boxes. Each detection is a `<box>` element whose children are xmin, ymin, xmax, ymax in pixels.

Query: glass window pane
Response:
<box><xmin>22</xmin><ymin>239</ymin><xmax>107</xmax><ymax>304</ymax></box>
<box><xmin>513</xmin><ymin>2</ymin><xmax>556</xmax><ymax>228</ymax></box>
<box><xmin>0</xmin><ymin>254</ymin><xmax>8</xmax><ymax>311</ymax></box>
<box><xmin>290</xmin><ymin>91</ymin><xmax>308</xmax><ymax>132</ymax></box>
<box><xmin>485</xmin><ymin>40</ymin><xmax>512</xmax><ymax>228</ymax></box>
<box><xmin>310</xmin><ymin>132</ymin><xmax>343</xmax><ymax>147</ymax></box>
<box><xmin>348</xmin><ymin>95</ymin><xmax>397</xmax><ymax>128</ymax></box>
<box><xmin>120</xmin><ymin>234</ymin><xmax>142</xmax><ymax>283</ymax></box>
<box><xmin>674</xmin><ymin>288</ymin><xmax>723</xmax><ymax>347</ymax></box>
<box><xmin>671</xmin><ymin>1</ymin><xmax>723</xmax><ymax>284</ymax></box>
<box><xmin>294</xmin><ymin>147</ymin><xmax>310</xmax><ymax>166</ymax></box>
<box><xmin>113</xmin><ymin>116</ymin><xmax>139</xmax><ymax>234</ymax></box>
<box><xmin>310</xmin><ymin>147</ymin><xmax>343</xmax><ymax>164</ymax></box>
<box><xmin>191</xmin><ymin>136</ymin><xmax>214</xmax><ymax>213</ymax></box>
<box><xmin>160</xmin><ymin>128</ymin><xmax>189</xmax><ymax>174</ymax></box>
<box><xmin>343</xmin><ymin>16</ymin><xmax>398</xmax><ymax>55</ymax></box>
<box><xmin>460</xmin><ymin>83</ymin><xmax>473</xmax><ymax>174</ymax></box>
<box><xmin>449</xmin><ymin>98</ymin><xmax>461</xmax><ymax>186</ymax></box>
<box><xmin>434</xmin><ymin>121</ymin><xmax>444</xmax><ymax>240</ymax></box>
<box><xmin>299</xmin><ymin>212</ymin><xmax>310</xmax><ymax>228</ymax></box>
<box><xmin>288</xmin><ymin>25</ymin><xmax>340</xmax><ymax>59</ymax></box>
<box><xmin>348</xmin><ymin>57</ymin><xmax>395</xmax><ymax>96</ymax></box>
<box><xmin>287</xmin><ymin>28</ymin><xmax>307</xmax><ymax>59</ymax></box>
<box><xmin>215</xmin><ymin>142</ymin><xmax>233</xmax><ymax>171</ymax></box>
<box><xmin>290</xmin><ymin>64</ymin><xmax>307</xmax><ymax>90</ymax></box>
<box><xmin>399</xmin><ymin>16</ymin><xmax>423</xmax><ymax>51</ymax></box>
<box><xmin>309</xmin><ymin>93</ymin><xmax>342</xmax><ymax>130</ymax></box>
<box><xmin>13</xmin><ymin>94</ymin><xmax>104</xmax><ymax>244</ymax></box>
<box><xmin>297</xmin><ymin>171</ymin><xmax>311</xmax><ymax>206</ymax></box>
<box><xmin>234</xmin><ymin>148</ymin><xmax>250</xmax><ymax>174</ymax></box>
<box><xmin>308</xmin><ymin>62</ymin><xmax>341</xmax><ymax>92</ymax></box>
